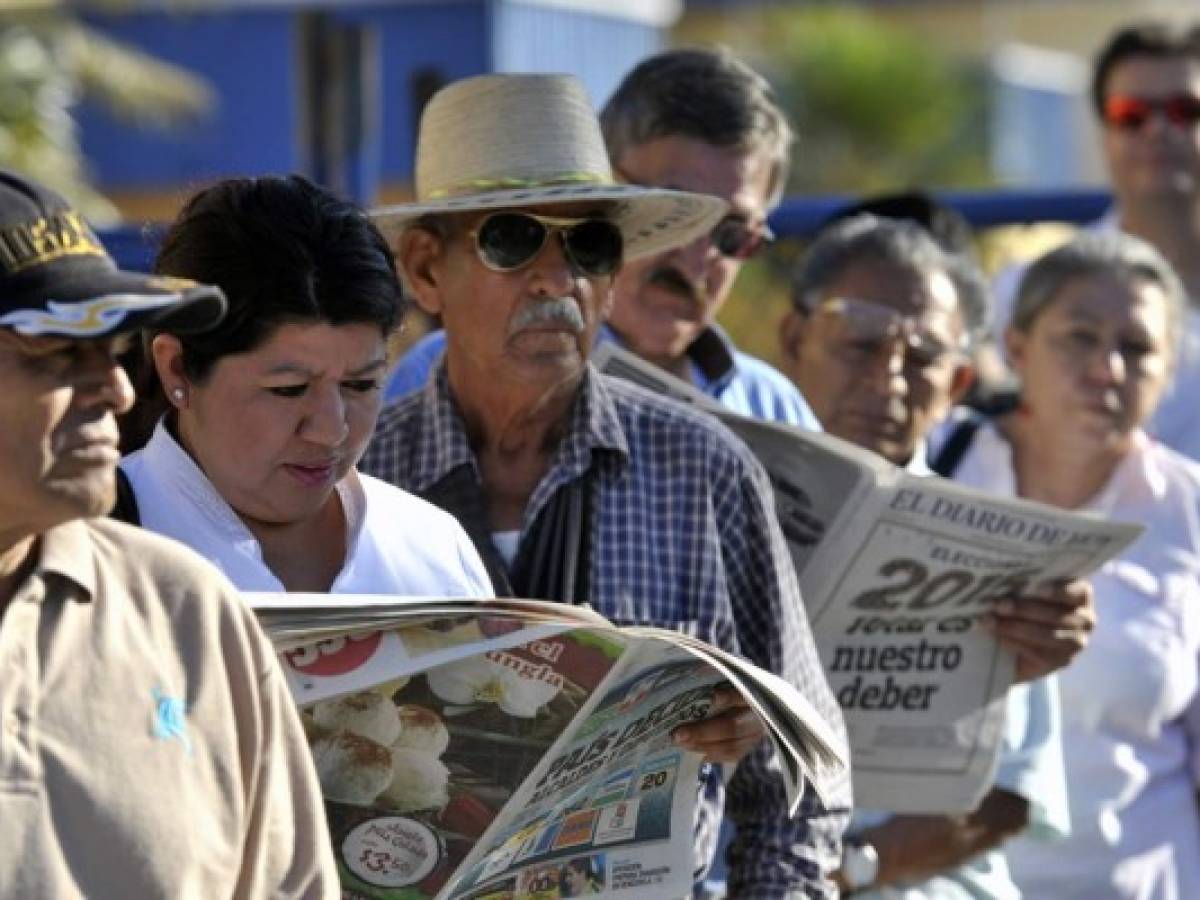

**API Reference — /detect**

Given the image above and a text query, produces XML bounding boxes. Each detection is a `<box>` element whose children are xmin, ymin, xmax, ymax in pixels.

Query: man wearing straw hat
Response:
<box><xmin>361</xmin><ymin>74</ymin><xmax>851</xmax><ymax>897</ymax></box>
<box><xmin>0</xmin><ymin>169</ymin><xmax>337</xmax><ymax>896</ymax></box>
<box><xmin>385</xmin><ymin>48</ymin><xmax>821</xmax><ymax>433</ymax></box>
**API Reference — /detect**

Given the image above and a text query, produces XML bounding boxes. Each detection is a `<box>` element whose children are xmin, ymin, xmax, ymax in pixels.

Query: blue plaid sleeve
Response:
<box><xmin>717</xmin><ymin>454</ymin><xmax>853</xmax><ymax>898</ymax></box>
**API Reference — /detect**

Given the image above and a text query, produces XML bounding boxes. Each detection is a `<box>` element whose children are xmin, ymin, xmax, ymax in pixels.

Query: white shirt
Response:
<box><xmin>491</xmin><ymin>530</ymin><xmax>521</xmax><ymax>568</ymax></box>
<box><xmin>954</xmin><ymin>424</ymin><xmax>1200</xmax><ymax>900</ymax></box>
<box><xmin>121</xmin><ymin>420</ymin><xmax>493</xmax><ymax>597</ymax></box>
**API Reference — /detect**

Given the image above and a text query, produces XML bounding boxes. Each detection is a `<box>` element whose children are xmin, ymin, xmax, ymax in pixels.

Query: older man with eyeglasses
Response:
<box><xmin>385</xmin><ymin>48</ymin><xmax>821</xmax><ymax>431</ymax></box>
<box><xmin>361</xmin><ymin>73</ymin><xmax>850</xmax><ymax>899</ymax></box>
<box><xmin>780</xmin><ymin>213</ymin><xmax>1095</xmax><ymax>900</ymax></box>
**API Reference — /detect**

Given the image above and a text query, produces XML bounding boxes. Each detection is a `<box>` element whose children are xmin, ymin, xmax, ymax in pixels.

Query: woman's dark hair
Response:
<box><xmin>154</xmin><ymin>174</ymin><xmax>404</xmax><ymax>383</ymax></box>
<box><xmin>120</xmin><ymin>174</ymin><xmax>404</xmax><ymax>452</ymax></box>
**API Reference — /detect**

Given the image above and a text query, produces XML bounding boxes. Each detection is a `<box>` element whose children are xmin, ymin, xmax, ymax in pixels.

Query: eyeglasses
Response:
<box><xmin>1102</xmin><ymin>93</ymin><xmax>1200</xmax><ymax>132</ymax></box>
<box><xmin>469</xmin><ymin>211</ymin><xmax>623</xmax><ymax>277</ymax></box>
<box><xmin>611</xmin><ymin>164</ymin><xmax>773</xmax><ymax>260</ymax></box>
<box><xmin>810</xmin><ymin>296</ymin><xmax>966</xmax><ymax>372</ymax></box>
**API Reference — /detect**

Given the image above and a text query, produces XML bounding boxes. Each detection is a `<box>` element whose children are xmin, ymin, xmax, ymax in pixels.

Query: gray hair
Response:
<box><xmin>600</xmin><ymin>48</ymin><xmax>794</xmax><ymax>208</ymax></box>
<box><xmin>792</xmin><ymin>213</ymin><xmax>990</xmax><ymax>347</ymax></box>
<box><xmin>1012</xmin><ymin>231</ymin><xmax>1185</xmax><ymax>361</ymax></box>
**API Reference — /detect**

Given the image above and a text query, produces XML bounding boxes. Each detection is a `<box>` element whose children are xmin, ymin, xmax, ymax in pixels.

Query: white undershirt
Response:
<box><xmin>491</xmin><ymin>530</ymin><xmax>521</xmax><ymax>568</ymax></box>
<box><xmin>955</xmin><ymin>423</ymin><xmax>1200</xmax><ymax>900</ymax></box>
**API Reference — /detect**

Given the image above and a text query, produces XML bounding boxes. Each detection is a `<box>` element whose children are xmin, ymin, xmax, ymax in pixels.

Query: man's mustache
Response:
<box><xmin>647</xmin><ymin>265</ymin><xmax>703</xmax><ymax>305</ymax></box>
<box><xmin>508</xmin><ymin>296</ymin><xmax>586</xmax><ymax>334</ymax></box>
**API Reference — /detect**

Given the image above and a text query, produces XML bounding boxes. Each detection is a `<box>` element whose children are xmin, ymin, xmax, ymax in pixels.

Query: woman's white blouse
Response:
<box><xmin>955</xmin><ymin>425</ymin><xmax>1200</xmax><ymax>900</ymax></box>
<box><xmin>120</xmin><ymin>420</ymin><xmax>493</xmax><ymax>598</ymax></box>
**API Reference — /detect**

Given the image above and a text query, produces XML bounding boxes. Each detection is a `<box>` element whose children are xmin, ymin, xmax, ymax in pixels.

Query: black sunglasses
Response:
<box><xmin>469</xmin><ymin>212</ymin><xmax>624</xmax><ymax>277</ymax></box>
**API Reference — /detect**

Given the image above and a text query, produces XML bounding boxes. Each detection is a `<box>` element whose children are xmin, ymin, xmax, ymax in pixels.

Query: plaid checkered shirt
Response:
<box><xmin>359</xmin><ymin>362</ymin><xmax>852</xmax><ymax>898</ymax></box>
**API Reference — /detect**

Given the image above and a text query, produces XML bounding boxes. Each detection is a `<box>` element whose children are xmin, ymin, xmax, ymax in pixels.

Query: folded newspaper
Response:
<box><xmin>251</xmin><ymin>594</ymin><xmax>848</xmax><ymax>900</ymax></box>
<box><xmin>593</xmin><ymin>343</ymin><xmax>1143</xmax><ymax>814</ymax></box>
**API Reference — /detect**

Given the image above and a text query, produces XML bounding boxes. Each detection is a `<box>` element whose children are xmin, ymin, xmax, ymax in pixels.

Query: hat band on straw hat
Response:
<box><xmin>427</xmin><ymin>171</ymin><xmax>609</xmax><ymax>200</ymax></box>
<box><xmin>371</xmin><ymin>74</ymin><xmax>729</xmax><ymax>258</ymax></box>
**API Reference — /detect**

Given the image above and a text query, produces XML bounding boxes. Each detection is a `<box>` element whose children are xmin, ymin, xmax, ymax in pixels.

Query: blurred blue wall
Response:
<box><xmin>77</xmin><ymin>0</ymin><xmax>664</xmax><ymax>212</ymax></box>
<box><xmin>77</xmin><ymin>10</ymin><xmax>301</xmax><ymax>187</ymax></box>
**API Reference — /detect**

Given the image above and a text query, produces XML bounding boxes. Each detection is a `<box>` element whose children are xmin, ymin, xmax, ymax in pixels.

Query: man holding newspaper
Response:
<box><xmin>780</xmin><ymin>213</ymin><xmax>1094</xmax><ymax>897</ymax></box>
<box><xmin>362</xmin><ymin>73</ymin><xmax>852</xmax><ymax>898</ymax></box>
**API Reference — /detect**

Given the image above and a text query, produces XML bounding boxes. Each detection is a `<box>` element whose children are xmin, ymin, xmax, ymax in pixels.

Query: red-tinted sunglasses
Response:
<box><xmin>1103</xmin><ymin>93</ymin><xmax>1200</xmax><ymax>132</ymax></box>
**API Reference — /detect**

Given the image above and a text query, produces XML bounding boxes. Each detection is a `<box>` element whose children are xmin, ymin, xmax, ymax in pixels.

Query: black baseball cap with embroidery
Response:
<box><xmin>0</xmin><ymin>169</ymin><xmax>226</xmax><ymax>338</ymax></box>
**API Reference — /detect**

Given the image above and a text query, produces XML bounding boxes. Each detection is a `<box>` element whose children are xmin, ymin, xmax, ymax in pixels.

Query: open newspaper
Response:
<box><xmin>251</xmin><ymin>594</ymin><xmax>847</xmax><ymax>900</ymax></box>
<box><xmin>592</xmin><ymin>343</ymin><xmax>1142</xmax><ymax>813</ymax></box>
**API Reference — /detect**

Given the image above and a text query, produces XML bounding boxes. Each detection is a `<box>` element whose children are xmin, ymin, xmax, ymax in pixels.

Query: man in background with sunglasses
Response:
<box><xmin>364</xmin><ymin>73</ymin><xmax>851</xmax><ymax>899</ymax></box>
<box><xmin>384</xmin><ymin>48</ymin><xmax>821</xmax><ymax>433</ymax></box>
<box><xmin>1089</xmin><ymin>21</ymin><xmax>1200</xmax><ymax>462</ymax></box>
<box><xmin>994</xmin><ymin>21</ymin><xmax>1200</xmax><ymax>460</ymax></box>
<box><xmin>1093</xmin><ymin>20</ymin><xmax>1200</xmax><ymax>303</ymax></box>
<box><xmin>595</xmin><ymin>48</ymin><xmax>819</xmax><ymax>429</ymax></box>
<box><xmin>781</xmin><ymin>214</ymin><xmax>1088</xmax><ymax>899</ymax></box>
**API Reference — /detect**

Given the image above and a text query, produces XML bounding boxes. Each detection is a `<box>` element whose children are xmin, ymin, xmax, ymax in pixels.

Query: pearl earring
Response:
<box><xmin>171</xmin><ymin>387</ymin><xmax>185</xmax><ymax>403</ymax></box>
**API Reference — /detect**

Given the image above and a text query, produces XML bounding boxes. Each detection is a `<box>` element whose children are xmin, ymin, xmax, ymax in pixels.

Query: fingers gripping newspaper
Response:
<box><xmin>592</xmin><ymin>344</ymin><xmax>1142</xmax><ymax>814</ymax></box>
<box><xmin>252</xmin><ymin>595</ymin><xmax>847</xmax><ymax>900</ymax></box>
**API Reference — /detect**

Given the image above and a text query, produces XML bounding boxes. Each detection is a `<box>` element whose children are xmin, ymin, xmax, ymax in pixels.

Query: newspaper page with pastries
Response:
<box><xmin>250</xmin><ymin>595</ymin><xmax>847</xmax><ymax>900</ymax></box>
<box><xmin>592</xmin><ymin>344</ymin><xmax>1142</xmax><ymax>813</ymax></box>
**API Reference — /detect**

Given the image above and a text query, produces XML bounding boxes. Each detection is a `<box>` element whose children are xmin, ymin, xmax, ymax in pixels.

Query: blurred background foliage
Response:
<box><xmin>770</xmin><ymin>8</ymin><xmax>991</xmax><ymax>194</ymax></box>
<box><xmin>1</xmin><ymin>3</ymin><xmax>990</xmax><ymax>368</ymax></box>
<box><xmin>0</xmin><ymin>7</ymin><xmax>213</xmax><ymax>222</ymax></box>
<box><xmin>677</xmin><ymin>6</ymin><xmax>994</xmax><ymax>366</ymax></box>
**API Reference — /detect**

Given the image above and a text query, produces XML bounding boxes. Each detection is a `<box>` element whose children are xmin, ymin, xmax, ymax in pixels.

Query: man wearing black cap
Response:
<box><xmin>0</xmin><ymin>170</ymin><xmax>337</xmax><ymax>898</ymax></box>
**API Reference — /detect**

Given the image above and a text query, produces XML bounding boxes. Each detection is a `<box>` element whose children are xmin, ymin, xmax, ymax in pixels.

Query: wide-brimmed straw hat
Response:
<box><xmin>370</xmin><ymin>74</ymin><xmax>726</xmax><ymax>260</ymax></box>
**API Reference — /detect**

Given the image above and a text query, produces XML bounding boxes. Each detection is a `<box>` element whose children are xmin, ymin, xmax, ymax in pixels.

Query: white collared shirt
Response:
<box><xmin>120</xmin><ymin>420</ymin><xmax>493</xmax><ymax>597</ymax></box>
<box><xmin>955</xmin><ymin>424</ymin><xmax>1200</xmax><ymax>899</ymax></box>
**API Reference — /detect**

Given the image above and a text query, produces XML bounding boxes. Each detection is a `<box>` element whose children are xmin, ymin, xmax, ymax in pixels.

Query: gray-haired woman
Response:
<box><xmin>953</xmin><ymin>231</ymin><xmax>1200</xmax><ymax>899</ymax></box>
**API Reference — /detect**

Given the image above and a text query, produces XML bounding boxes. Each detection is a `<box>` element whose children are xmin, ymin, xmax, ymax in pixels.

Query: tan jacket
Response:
<box><xmin>0</xmin><ymin>518</ymin><xmax>338</xmax><ymax>898</ymax></box>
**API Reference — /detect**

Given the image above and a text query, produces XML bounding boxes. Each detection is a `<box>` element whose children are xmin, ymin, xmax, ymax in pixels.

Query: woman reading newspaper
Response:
<box><xmin>950</xmin><ymin>232</ymin><xmax>1200</xmax><ymax>899</ymax></box>
<box><xmin>116</xmin><ymin>174</ymin><xmax>786</xmax><ymax>899</ymax></box>
<box><xmin>118</xmin><ymin>174</ymin><xmax>493</xmax><ymax>598</ymax></box>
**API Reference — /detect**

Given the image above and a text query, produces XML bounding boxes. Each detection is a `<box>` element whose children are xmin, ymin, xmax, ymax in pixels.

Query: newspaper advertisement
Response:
<box><xmin>449</xmin><ymin>642</ymin><xmax>724</xmax><ymax>900</ymax></box>
<box><xmin>593</xmin><ymin>344</ymin><xmax>1142</xmax><ymax>812</ymax></box>
<box><xmin>251</xmin><ymin>596</ymin><xmax>847</xmax><ymax>899</ymax></box>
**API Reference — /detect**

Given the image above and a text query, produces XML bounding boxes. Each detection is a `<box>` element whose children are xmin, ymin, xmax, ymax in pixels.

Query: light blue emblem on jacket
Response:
<box><xmin>151</xmin><ymin>687</ymin><xmax>192</xmax><ymax>755</ymax></box>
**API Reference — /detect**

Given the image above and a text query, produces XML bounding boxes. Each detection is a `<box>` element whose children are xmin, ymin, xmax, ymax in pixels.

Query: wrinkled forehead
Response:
<box><xmin>0</xmin><ymin>326</ymin><xmax>132</xmax><ymax>368</ymax></box>
<box><xmin>817</xmin><ymin>258</ymin><xmax>963</xmax><ymax>333</ymax></box>
<box><xmin>0</xmin><ymin>326</ymin><xmax>103</xmax><ymax>352</ymax></box>
<box><xmin>1049</xmin><ymin>270</ymin><xmax>1171</xmax><ymax>329</ymax></box>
